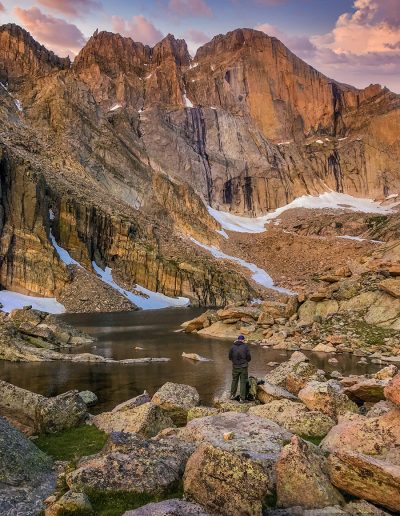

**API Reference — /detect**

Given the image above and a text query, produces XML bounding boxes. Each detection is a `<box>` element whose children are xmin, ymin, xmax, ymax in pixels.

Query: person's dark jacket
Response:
<box><xmin>229</xmin><ymin>340</ymin><xmax>251</xmax><ymax>368</ymax></box>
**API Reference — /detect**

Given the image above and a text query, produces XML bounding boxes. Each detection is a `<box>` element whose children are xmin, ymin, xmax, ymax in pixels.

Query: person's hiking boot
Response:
<box><xmin>229</xmin><ymin>395</ymin><xmax>236</xmax><ymax>400</ymax></box>
<box><xmin>239</xmin><ymin>399</ymin><xmax>249</xmax><ymax>404</ymax></box>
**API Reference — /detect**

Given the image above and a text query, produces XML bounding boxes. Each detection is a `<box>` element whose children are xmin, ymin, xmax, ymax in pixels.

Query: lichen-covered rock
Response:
<box><xmin>45</xmin><ymin>491</ymin><xmax>93</xmax><ymax>515</ymax></box>
<box><xmin>67</xmin><ymin>432</ymin><xmax>193</xmax><ymax>494</ymax></box>
<box><xmin>344</xmin><ymin>379</ymin><xmax>387</xmax><ymax>403</ymax></box>
<box><xmin>249</xmin><ymin>400</ymin><xmax>335</xmax><ymax>438</ymax></box>
<box><xmin>184</xmin><ymin>443</ymin><xmax>271</xmax><ymax>516</ymax></box>
<box><xmin>0</xmin><ymin>416</ymin><xmax>55</xmax><ymax>515</ymax></box>
<box><xmin>328</xmin><ymin>451</ymin><xmax>400</xmax><ymax>512</ymax></box>
<box><xmin>344</xmin><ymin>500</ymin><xmax>391</xmax><ymax>515</ymax></box>
<box><xmin>152</xmin><ymin>382</ymin><xmax>200</xmax><ymax>424</ymax></box>
<box><xmin>374</xmin><ymin>365</ymin><xmax>398</xmax><ymax>380</ymax></box>
<box><xmin>123</xmin><ymin>499</ymin><xmax>209</xmax><ymax>515</ymax></box>
<box><xmin>384</xmin><ymin>373</ymin><xmax>400</xmax><ymax>406</ymax></box>
<box><xmin>213</xmin><ymin>392</ymin><xmax>257</xmax><ymax>413</ymax></box>
<box><xmin>187</xmin><ymin>406</ymin><xmax>220</xmax><ymax>422</ymax></box>
<box><xmin>78</xmin><ymin>390</ymin><xmax>98</xmax><ymax>407</ymax></box>
<box><xmin>276</xmin><ymin>436</ymin><xmax>344</xmax><ymax>509</ymax></box>
<box><xmin>179</xmin><ymin>412</ymin><xmax>292</xmax><ymax>486</ymax></box>
<box><xmin>321</xmin><ymin>409</ymin><xmax>400</xmax><ymax>459</ymax></box>
<box><xmin>298</xmin><ymin>380</ymin><xmax>358</xmax><ymax>420</ymax></box>
<box><xmin>266</xmin><ymin>352</ymin><xmax>319</xmax><ymax>395</ymax></box>
<box><xmin>37</xmin><ymin>390</ymin><xmax>88</xmax><ymax>433</ymax></box>
<box><xmin>92</xmin><ymin>402</ymin><xmax>174</xmax><ymax>437</ymax></box>
<box><xmin>111</xmin><ymin>392</ymin><xmax>151</xmax><ymax>413</ymax></box>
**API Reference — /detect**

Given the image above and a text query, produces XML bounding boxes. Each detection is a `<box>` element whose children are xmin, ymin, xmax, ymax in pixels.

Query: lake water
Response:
<box><xmin>0</xmin><ymin>308</ymin><xmax>381</xmax><ymax>413</ymax></box>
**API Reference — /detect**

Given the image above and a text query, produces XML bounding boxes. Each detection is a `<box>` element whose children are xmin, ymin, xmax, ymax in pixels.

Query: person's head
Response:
<box><xmin>237</xmin><ymin>334</ymin><xmax>245</xmax><ymax>343</ymax></box>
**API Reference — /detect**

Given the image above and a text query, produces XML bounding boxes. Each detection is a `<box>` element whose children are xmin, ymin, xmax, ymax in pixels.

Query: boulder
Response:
<box><xmin>187</xmin><ymin>406</ymin><xmax>220</xmax><ymax>422</ymax></box>
<box><xmin>378</xmin><ymin>278</ymin><xmax>400</xmax><ymax>298</ymax></box>
<box><xmin>67</xmin><ymin>432</ymin><xmax>193</xmax><ymax>494</ymax></box>
<box><xmin>276</xmin><ymin>436</ymin><xmax>344</xmax><ymax>509</ymax></box>
<box><xmin>366</xmin><ymin>400</ymin><xmax>395</xmax><ymax>418</ymax></box>
<box><xmin>197</xmin><ymin>322</ymin><xmax>238</xmax><ymax>339</ymax></box>
<box><xmin>0</xmin><ymin>416</ymin><xmax>54</xmax><ymax>516</ymax></box>
<box><xmin>182</xmin><ymin>313</ymin><xmax>210</xmax><ymax>333</ymax></box>
<box><xmin>45</xmin><ymin>491</ymin><xmax>93</xmax><ymax>516</ymax></box>
<box><xmin>213</xmin><ymin>392</ymin><xmax>257</xmax><ymax>413</ymax></box>
<box><xmin>249</xmin><ymin>400</ymin><xmax>335</xmax><ymax>438</ymax></box>
<box><xmin>152</xmin><ymin>382</ymin><xmax>200</xmax><ymax>424</ymax></box>
<box><xmin>266</xmin><ymin>352</ymin><xmax>320</xmax><ymax>395</ymax></box>
<box><xmin>92</xmin><ymin>402</ymin><xmax>174</xmax><ymax>437</ymax></box>
<box><xmin>123</xmin><ymin>499</ymin><xmax>209</xmax><ymax>515</ymax></box>
<box><xmin>298</xmin><ymin>380</ymin><xmax>358</xmax><ymax>420</ymax></box>
<box><xmin>257</xmin><ymin>382</ymin><xmax>298</xmax><ymax>404</ymax></box>
<box><xmin>328</xmin><ymin>451</ymin><xmax>400</xmax><ymax>512</ymax></box>
<box><xmin>78</xmin><ymin>390</ymin><xmax>98</xmax><ymax>407</ymax></box>
<box><xmin>179</xmin><ymin>412</ymin><xmax>292</xmax><ymax>486</ymax></box>
<box><xmin>384</xmin><ymin>373</ymin><xmax>400</xmax><ymax>406</ymax></box>
<box><xmin>344</xmin><ymin>500</ymin><xmax>391</xmax><ymax>515</ymax></box>
<box><xmin>364</xmin><ymin>292</ymin><xmax>400</xmax><ymax>328</ymax></box>
<box><xmin>313</xmin><ymin>343</ymin><xmax>336</xmax><ymax>353</ymax></box>
<box><xmin>36</xmin><ymin>391</ymin><xmax>89</xmax><ymax>433</ymax></box>
<box><xmin>183</xmin><ymin>443</ymin><xmax>271</xmax><ymax>516</ymax></box>
<box><xmin>374</xmin><ymin>365</ymin><xmax>397</xmax><ymax>380</ymax></box>
<box><xmin>257</xmin><ymin>312</ymin><xmax>274</xmax><ymax>325</ymax></box>
<box><xmin>111</xmin><ymin>391</ymin><xmax>151</xmax><ymax>412</ymax></box>
<box><xmin>217</xmin><ymin>306</ymin><xmax>261</xmax><ymax>321</ymax></box>
<box><xmin>182</xmin><ymin>352</ymin><xmax>210</xmax><ymax>361</ymax></box>
<box><xmin>344</xmin><ymin>379</ymin><xmax>387</xmax><ymax>403</ymax></box>
<box><xmin>321</xmin><ymin>409</ymin><xmax>400</xmax><ymax>458</ymax></box>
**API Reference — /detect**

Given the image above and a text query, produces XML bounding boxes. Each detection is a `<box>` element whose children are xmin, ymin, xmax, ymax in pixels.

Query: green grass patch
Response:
<box><xmin>86</xmin><ymin>484</ymin><xmax>184</xmax><ymax>516</ymax></box>
<box><xmin>302</xmin><ymin>435</ymin><xmax>324</xmax><ymax>446</ymax></box>
<box><xmin>35</xmin><ymin>425</ymin><xmax>108</xmax><ymax>462</ymax></box>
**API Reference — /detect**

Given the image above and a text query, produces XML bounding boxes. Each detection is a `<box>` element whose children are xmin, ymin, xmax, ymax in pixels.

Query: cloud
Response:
<box><xmin>111</xmin><ymin>15</ymin><xmax>163</xmax><ymax>46</ymax></box>
<box><xmin>0</xmin><ymin>2</ymin><xmax>5</xmax><ymax>12</ymax></box>
<box><xmin>13</xmin><ymin>6</ymin><xmax>86</xmax><ymax>57</ymax></box>
<box><xmin>184</xmin><ymin>28</ymin><xmax>210</xmax><ymax>44</ymax></box>
<box><xmin>257</xmin><ymin>0</ymin><xmax>400</xmax><ymax>92</ymax></box>
<box><xmin>167</xmin><ymin>0</ymin><xmax>212</xmax><ymax>17</ymax></box>
<box><xmin>36</xmin><ymin>0</ymin><xmax>102</xmax><ymax>17</ymax></box>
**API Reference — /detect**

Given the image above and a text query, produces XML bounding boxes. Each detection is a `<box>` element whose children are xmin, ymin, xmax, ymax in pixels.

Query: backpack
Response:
<box><xmin>247</xmin><ymin>376</ymin><xmax>258</xmax><ymax>400</ymax></box>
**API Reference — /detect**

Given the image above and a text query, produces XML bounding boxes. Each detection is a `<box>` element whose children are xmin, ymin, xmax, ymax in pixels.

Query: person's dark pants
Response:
<box><xmin>231</xmin><ymin>366</ymin><xmax>248</xmax><ymax>400</ymax></box>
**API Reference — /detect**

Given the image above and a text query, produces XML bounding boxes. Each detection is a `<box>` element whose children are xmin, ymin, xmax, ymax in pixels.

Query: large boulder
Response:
<box><xmin>152</xmin><ymin>382</ymin><xmax>200</xmax><ymax>425</ymax></box>
<box><xmin>184</xmin><ymin>443</ymin><xmax>271</xmax><ymax>516</ymax></box>
<box><xmin>111</xmin><ymin>391</ymin><xmax>151</xmax><ymax>412</ymax></box>
<box><xmin>179</xmin><ymin>412</ymin><xmax>292</xmax><ymax>486</ymax></box>
<box><xmin>276</xmin><ymin>436</ymin><xmax>344</xmax><ymax>509</ymax></box>
<box><xmin>298</xmin><ymin>380</ymin><xmax>358</xmax><ymax>420</ymax></box>
<box><xmin>321</xmin><ymin>409</ymin><xmax>400</xmax><ymax>458</ymax></box>
<box><xmin>384</xmin><ymin>373</ymin><xmax>400</xmax><ymax>406</ymax></box>
<box><xmin>92</xmin><ymin>402</ymin><xmax>174</xmax><ymax>437</ymax></box>
<box><xmin>256</xmin><ymin>382</ymin><xmax>298</xmax><ymax>404</ymax></box>
<box><xmin>67</xmin><ymin>432</ymin><xmax>193</xmax><ymax>494</ymax></box>
<box><xmin>0</xmin><ymin>416</ymin><xmax>55</xmax><ymax>515</ymax></box>
<box><xmin>343</xmin><ymin>379</ymin><xmax>387</xmax><ymax>403</ymax></box>
<box><xmin>266</xmin><ymin>352</ymin><xmax>320</xmax><ymax>395</ymax></box>
<box><xmin>124</xmin><ymin>499</ymin><xmax>209</xmax><ymax>515</ymax></box>
<box><xmin>0</xmin><ymin>380</ymin><xmax>88</xmax><ymax>434</ymax></box>
<box><xmin>217</xmin><ymin>306</ymin><xmax>261</xmax><ymax>321</ymax></box>
<box><xmin>249</xmin><ymin>400</ymin><xmax>335</xmax><ymax>438</ymax></box>
<box><xmin>328</xmin><ymin>451</ymin><xmax>400</xmax><ymax>512</ymax></box>
<box><xmin>45</xmin><ymin>491</ymin><xmax>93</xmax><ymax>516</ymax></box>
<box><xmin>187</xmin><ymin>406</ymin><xmax>220</xmax><ymax>422</ymax></box>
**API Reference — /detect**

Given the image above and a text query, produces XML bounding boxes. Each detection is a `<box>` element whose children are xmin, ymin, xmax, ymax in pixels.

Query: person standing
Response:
<box><xmin>229</xmin><ymin>334</ymin><xmax>251</xmax><ymax>403</ymax></box>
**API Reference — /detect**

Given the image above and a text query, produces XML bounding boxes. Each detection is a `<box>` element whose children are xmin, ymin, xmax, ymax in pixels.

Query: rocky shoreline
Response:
<box><xmin>1</xmin><ymin>352</ymin><xmax>399</xmax><ymax>515</ymax></box>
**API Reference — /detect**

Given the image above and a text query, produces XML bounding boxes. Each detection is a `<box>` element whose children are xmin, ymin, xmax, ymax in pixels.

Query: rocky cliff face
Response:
<box><xmin>0</xmin><ymin>23</ymin><xmax>399</xmax><ymax>307</ymax></box>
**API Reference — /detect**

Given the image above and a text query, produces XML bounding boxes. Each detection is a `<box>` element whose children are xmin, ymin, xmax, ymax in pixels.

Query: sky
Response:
<box><xmin>0</xmin><ymin>0</ymin><xmax>400</xmax><ymax>92</ymax></box>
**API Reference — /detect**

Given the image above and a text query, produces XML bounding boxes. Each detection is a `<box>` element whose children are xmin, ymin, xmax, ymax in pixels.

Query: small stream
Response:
<box><xmin>0</xmin><ymin>308</ymin><xmax>382</xmax><ymax>413</ymax></box>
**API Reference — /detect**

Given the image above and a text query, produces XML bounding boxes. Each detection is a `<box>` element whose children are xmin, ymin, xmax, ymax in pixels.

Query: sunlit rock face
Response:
<box><xmin>0</xmin><ymin>23</ymin><xmax>399</xmax><ymax>305</ymax></box>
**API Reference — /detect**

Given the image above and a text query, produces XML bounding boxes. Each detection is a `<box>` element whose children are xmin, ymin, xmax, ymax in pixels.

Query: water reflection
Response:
<box><xmin>0</xmin><ymin>308</ymin><xmax>381</xmax><ymax>413</ymax></box>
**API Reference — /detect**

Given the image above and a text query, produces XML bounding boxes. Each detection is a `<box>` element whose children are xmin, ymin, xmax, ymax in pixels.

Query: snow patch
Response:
<box><xmin>49</xmin><ymin>208</ymin><xmax>55</xmax><ymax>221</ymax></box>
<box><xmin>337</xmin><ymin>235</ymin><xmax>384</xmax><ymax>244</ymax></box>
<box><xmin>277</xmin><ymin>141</ymin><xmax>292</xmax><ymax>146</ymax></box>
<box><xmin>338</xmin><ymin>137</ymin><xmax>348</xmax><ymax>141</ymax></box>
<box><xmin>0</xmin><ymin>291</ymin><xmax>65</xmax><ymax>314</ymax></box>
<box><xmin>189</xmin><ymin>62</ymin><xmax>199</xmax><ymax>69</ymax></box>
<box><xmin>109</xmin><ymin>104</ymin><xmax>122</xmax><ymax>111</ymax></box>
<box><xmin>190</xmin><ymin>237</ymin><xmax>293</xmax><ymax>294</ymax></box>
<box><xmin>316</xmin><ymin>140</ymin><xmax>324</xmax><ymax>144</ymax></box>
<box><xmin>50</xmin><ymin>230</ymin><xmax>81</xmax><ymax>267</ymax></box>
<box><xmin>145</xmin><ymin>73</ymin><xmax>152</xmax><ymax>80</ymax></box>
<box><xmin>92</xmin><ymin>262</ymin><xmax>190</xmax><ymax>309</ymax></box>
<box><xmin>14</xmin><ymin>99</ymin><xmax>23</xmax><ymax>112</ymax></box>
<box><xmin>183</xmin><ymin>93</ymin><xmax>194</xmax><ymax>108</ymax></box>
<box><xmin>208</xmin><ymin>192</ymin><xmax>395</xmax><ymax>235</ymax></box>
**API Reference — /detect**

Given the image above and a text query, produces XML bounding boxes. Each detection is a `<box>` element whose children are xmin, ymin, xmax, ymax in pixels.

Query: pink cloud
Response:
<box><xmin>13</xmin><ymin>6</ymin><xmax>86</xmax><ymax>57</ymax></box>
<box><xmin>37</xmin><ymin>0</ymin><xmax>101</xmax><ymax>17</ymax></box>
<box><xmin>0</xmin><ymin>2</ymin><xmax>5</xmax><ymax>12</ymax></box>
<box><xmin>168</xmin><ymin>0</ymin><xmax>212</xmax><ymax>17</ymax></box>
<box><xmin>185</xmin><ymin>28</ymin><xmax>210</xmax><ymax>44</ymax></box>
<box><xmin>111</xmin><ymin>15</ymin><xmax>163</xmax><ymax>46</ymax></box>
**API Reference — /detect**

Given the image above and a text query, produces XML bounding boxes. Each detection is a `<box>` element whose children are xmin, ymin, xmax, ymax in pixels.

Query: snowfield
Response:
<box><xmin>0</xmin><ymin>291</ymin><xmax>65</xmax><ymax>314</ymax></box>
<box><xmin>208</xmin><ymin>192</ymin><xmax>396</xmax><ymax>235</ymax></box>
<box><xmin>190</xmin><ymin>237</ymin><xmax>293</xmax><ymax>294</ymax></box>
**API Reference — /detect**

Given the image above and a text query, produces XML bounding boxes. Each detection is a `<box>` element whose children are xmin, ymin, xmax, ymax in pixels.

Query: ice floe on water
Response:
<box><xmin>0</xmin><ymin>291</ymin><xmax>65</xmax><ymax>314</ymax></box>
<box><xmin>208</xmin><ymin>192</ymin><xmax>396</xmax><ymax>235</ymax></box>
<box><xmin>92</xmin><ymin>262</ymin><xmax>190</xmax><ymax>310</ymax></box>
<box><xmin>190</xmin><ymin>237</ymin><xmax>293</xmax><ymax>294</ymax></box>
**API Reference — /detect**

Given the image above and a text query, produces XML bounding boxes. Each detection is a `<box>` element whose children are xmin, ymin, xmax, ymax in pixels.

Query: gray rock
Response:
<box><xmin>123</xmin><ymin>499</ymin><xmax>209</xmax><ymax>515</ymax></box>
<box><xmin>111</xmin><ymin>391</ymin><xmax>151</xmax><ymax>412</ymax></box>
<box><xmin>152</xmin><ymin>382</ymin><xmax>200</xmax><ymax>424</ymax></box>
<box><xmin>78</xmin><ymin>390</ymin><xmax>98</xmax><ymax>407</ymax></box>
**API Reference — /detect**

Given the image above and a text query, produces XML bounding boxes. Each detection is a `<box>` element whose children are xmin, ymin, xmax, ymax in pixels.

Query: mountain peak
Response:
<box><xmin>0</xmin><ymin>23</ymin><xmax>70</xmax><ymax>84</ymax></box>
